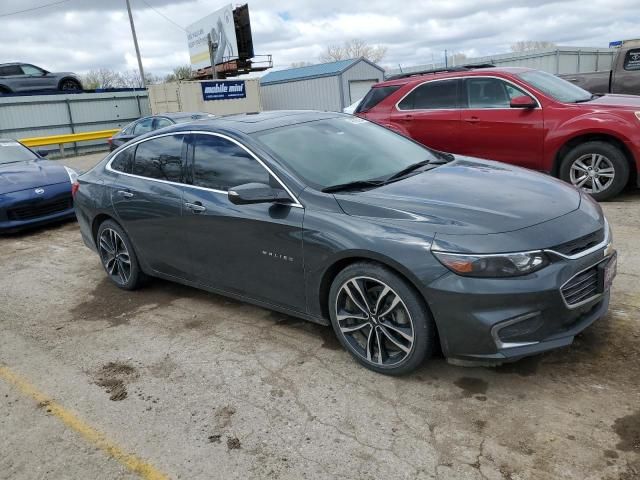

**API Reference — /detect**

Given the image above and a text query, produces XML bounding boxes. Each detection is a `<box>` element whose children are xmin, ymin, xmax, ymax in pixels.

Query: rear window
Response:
<box><xmin>355</xmin><ymin>85</ymin><xmax>401</xmax><ymax>113</ymax></box>
<box><xmin>623</xmin><ymin>48</ymin><xmax>640</xmax><ymax>71</ymax></box>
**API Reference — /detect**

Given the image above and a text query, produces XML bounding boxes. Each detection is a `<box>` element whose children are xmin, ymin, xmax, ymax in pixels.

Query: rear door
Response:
<box><xmin>459</xmin><ymin>77</ymin><xmax>544</xmax><ymax>170</ymax></box>
<box><xmin>182</xmin><ymin>133</ymin><xmax>306</xmax><ymax>312</ymax></box>
<box><xmin>109</xmin><ymin>133</ymin><xmax>193</xmax><ymax>280</ymax></box>
<box><xmin>387</xmin><ymin>79</ymin><xmax>462</xmax><ymax>152</ymax></box>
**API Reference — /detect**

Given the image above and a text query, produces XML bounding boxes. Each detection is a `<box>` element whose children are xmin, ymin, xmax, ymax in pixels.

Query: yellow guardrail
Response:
<box><xmin>19</xmin><ymin>129</ymin><xmax>120</xmax><ymax>156</ymax></box>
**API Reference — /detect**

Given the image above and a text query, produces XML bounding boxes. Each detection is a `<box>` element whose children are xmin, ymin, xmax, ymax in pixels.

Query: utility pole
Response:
<box><xmin>126</xmin><ymin>0</ymin><xmax>146</xmax><ymax>88</ymax></box>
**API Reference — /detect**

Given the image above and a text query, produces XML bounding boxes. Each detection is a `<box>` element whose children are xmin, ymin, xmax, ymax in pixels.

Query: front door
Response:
<box><xmin>182</xmin><ymin>133</ymin><xmax>306</xmax><ymax>312</ymax></box>
<box><xmin>109</xmin><ymin>133</ymin><xmax>193</xmax><ymax>280</ymax></box>
<box><xmin>459</xmin><ymin>77</ymin><xmax>544</xmax><ymax>170</ymax></box>
<box><xmin>388</xmin><ymin>79</ymin><xmax>462</xmax><ymax>152</ymax></box>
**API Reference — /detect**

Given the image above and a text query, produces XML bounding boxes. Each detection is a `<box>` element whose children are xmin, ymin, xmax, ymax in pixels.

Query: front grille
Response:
<box><xmin>552</xmin><ymin>229</ymin><xmax>604</xmax><ymax>256</ymax></box>
<box><xmin>561</xmin><ymin>265</ymin><xmax>599</xmax><ymax>306</ymax></box>
<box><xmin>7</xmin><ymin>196</ymin><xmax>72</xmax><ymax>221</ymax></box>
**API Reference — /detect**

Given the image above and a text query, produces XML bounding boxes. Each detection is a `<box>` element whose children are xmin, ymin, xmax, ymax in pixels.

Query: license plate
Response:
<box><xmin>600</xmin><ymin>251</ymin><xmax>617</xmax><ymax>292</ymax></box>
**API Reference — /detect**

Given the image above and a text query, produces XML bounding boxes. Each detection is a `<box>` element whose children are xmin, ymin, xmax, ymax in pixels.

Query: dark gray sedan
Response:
<box><xmin>74</xmin><ymin>111</ymin><xmax>616</xmax><ymax>375</ymax></box>
<box><xmin>108</xmin><ymin>112</ymin><xmax>215</xmax><ymax>151</ymax></box>
<box><xmin>0</xmin><ymin>63</ymin><xmax>82</xmax><ymax>94</ymax></box>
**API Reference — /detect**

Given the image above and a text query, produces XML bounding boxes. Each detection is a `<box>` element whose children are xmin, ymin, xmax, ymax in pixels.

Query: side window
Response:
<box><xmin>191</xmin><ymin>134</ymin><xmax>271</xmax><ymax>191</ymax></box>
<box><xmin>133</xmin><ymin>118</ymin><xmax>154</xmax><ymax>135</ymax></box>
<box><xmin>398</xmin><ymin>80</ymin><xmax>459</xmax><ymax>110</ymax></box>
<box><xmin>153</xmin><ymin>118</ymin><xmax>173</xmax><ymax>130</ymax></box>
<box><xmin>623</xmin><ymin>48</ymin><xmax>640</xmax><ymax>71</ymax></box>
<box><xmin>132</xmin><ymin>135</ymin><xmax>185</xmax><ymax>182</ymax></box>
<box><xmin>466</xmin><ymin>78</ymin><xmax>510</xmax><ymax>108</ymax></box>
<box><xmin>356</xmin><ymin>85</ymin><xmax>401</xmax><ymax>112</ymax></box>
<box><xmin>110</xmin><ymin>146</ymin><xmax>135</xmax><ymax>173</ymax></box>
<box><xmin>0</xmin><ymin>65</ymin><xmax>22</xmax><ymax>76</ymax></box>
<box><xmin>21</xmin><ymin>65</ymin><xmax>44</xmax><ymax>75</ymax></box>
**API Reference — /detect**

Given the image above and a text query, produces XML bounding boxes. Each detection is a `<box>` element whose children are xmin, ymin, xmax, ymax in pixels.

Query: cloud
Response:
<box><xmin>0</xmin><ymin>0</ymin><xmax>638</xmax><ymax>76</ymax></box>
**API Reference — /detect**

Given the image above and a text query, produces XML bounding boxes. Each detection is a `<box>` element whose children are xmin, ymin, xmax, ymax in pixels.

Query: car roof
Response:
<box><xmin>158</xmin><ymin>112</ymin><xmax>212</xmax><ymax>120</ymax></box>
<box><xmin>377</xmin><ymin>66</ymin><xmax>535</xmax><ymax>87</ymax></box>
<box><xmin>168</xmin><ymin>110</ymin><xmax>343</xmax><ymax>134</ymax></box>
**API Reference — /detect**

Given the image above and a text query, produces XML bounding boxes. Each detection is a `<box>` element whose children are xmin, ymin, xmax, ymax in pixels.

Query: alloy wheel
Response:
<box><xmin>61</xmin><ymin>80</ymin><xmax>78</xmax><ymax>90</ymax></box>
<box><xmin>98</xmin><ymin>228</ymin><xmax>131</xmax><ymax>286</ymax></box>
<box><xmin>569</xmin><ymin>153</ymin><xmax>615</xmax><ymax>194</ymax></box>
<box><xmin>335</xmin><ymin>276</ymin><xmax>415</xmax><ymax>367</ymax></box>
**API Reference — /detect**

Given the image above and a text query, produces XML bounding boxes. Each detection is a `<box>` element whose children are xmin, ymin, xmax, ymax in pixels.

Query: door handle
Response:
<box><xmin>398</xmin><ymin>115</ymin><xmax>413</xmax><ymax>122</ymax></box>
<box><xmin>117</xmin><ymin>190</ymin><xmax>134</xmax><ymax>198</ymax></box>
<box><xmin>185</xmin><ymin>202</ymin><xmax>206</xmax><ymax>213</ymax></box>
<box><xmin>464</xmin><ymin>116</ymin><xmax>480</xmax><ymax>124</ymax></box>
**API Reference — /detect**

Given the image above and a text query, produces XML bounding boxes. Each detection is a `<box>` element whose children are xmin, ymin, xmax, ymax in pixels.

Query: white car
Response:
<box><xmin>343</xmin><ymin>98</ymin><xmax>362</xmax><ymax>114</ymax></box>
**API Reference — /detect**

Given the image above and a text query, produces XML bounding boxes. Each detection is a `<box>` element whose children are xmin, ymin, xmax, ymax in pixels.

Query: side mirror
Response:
<box><xmin>37</xmin><ymin>149</ymin><xmax>49</xmax><ymax>157</ymax></box>
<box><xmin>228</xmin><ymin>183</ymin><xmax>292</xmax><ymax>205</ymax></box>
<box><xmin>510</xmin><ymin>95</ymin><xmax>537</xmax><ymax>109</ymax></box>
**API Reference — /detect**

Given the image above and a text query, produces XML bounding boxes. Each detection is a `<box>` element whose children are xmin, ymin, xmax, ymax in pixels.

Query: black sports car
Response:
<box><xmin>74</xmin><ymin>111</ymin><xmax>615</xmax><ymax>375</ymax></box>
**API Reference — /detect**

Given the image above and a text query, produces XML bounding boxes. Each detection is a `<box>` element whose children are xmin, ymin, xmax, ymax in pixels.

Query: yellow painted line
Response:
<box><xmin>0</xmin><ymin>365</ymin><xmax>169</xmax><ymax>480</ymax></box>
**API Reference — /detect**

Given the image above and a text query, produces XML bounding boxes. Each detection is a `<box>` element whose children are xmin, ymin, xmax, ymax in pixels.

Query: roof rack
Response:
<box><xmin>386</xmin><ymin>63</ymin><xmax>496</xmax><ymax>81</ymax></box>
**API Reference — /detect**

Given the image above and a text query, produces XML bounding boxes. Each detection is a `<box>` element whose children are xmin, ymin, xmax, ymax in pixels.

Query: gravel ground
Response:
<box><xmin>0</xmin><ymin>152</ymin><xmax>638</xmax><ymax>480</ymax></box>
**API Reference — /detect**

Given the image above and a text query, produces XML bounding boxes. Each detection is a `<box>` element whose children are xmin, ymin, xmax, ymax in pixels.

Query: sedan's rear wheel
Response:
<box><xmin>329</xmin><ymin>262</ymin><xmax>435</xmax><ymax>375</ymax></box>
<box><xmin>97</xmin><ymin>220</ymin><xmax>144</xmax><ymax>290</ymax></box>
<box><xmin>59</xmin><ymin>79</ymin><xmax>81</xmax><ymax>91</ymax></box>
<box><xmin>560</xmin><ymin>141</ymin><xmax>629</xmax><ymax>201</ymax></box>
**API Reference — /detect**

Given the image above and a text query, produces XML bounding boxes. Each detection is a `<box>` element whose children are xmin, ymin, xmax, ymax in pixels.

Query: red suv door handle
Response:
<box><xmin>398</xmin><ymin>114</ymin><xmax>413</xmax><ymax>122</ymax></box>
<box><xmin>464</xmin><ymin>116</ymin><xmax>480</xmax><ymax>124</ymax></box>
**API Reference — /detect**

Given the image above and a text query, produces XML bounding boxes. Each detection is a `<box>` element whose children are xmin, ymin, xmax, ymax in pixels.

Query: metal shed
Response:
<box><xmin>260</xmin><ymin>58</ymin><xmax>385</xmax><ymax>111</ymax></box>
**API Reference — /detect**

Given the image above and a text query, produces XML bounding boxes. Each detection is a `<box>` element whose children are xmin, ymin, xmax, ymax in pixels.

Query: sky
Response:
<box><xmin>1</xmin><ymin>0</ymin><xmax>639</xmax><ymax>77</ymax></box>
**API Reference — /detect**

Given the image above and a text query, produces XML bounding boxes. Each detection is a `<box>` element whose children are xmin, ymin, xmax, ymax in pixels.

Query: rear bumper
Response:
<box><xmin>0</xmin><ymin>183</ymin><xmax>75</xmax><ymax>233</ymax></box>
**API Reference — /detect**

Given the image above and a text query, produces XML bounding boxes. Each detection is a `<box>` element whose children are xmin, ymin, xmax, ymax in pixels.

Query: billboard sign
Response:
<box><xmin>201</xmin><ymin>80</ymin><xmax>246</xmax><ymax>101</ymax></box>
<box><xmin>187</xmin><ymin>4</ymin><xmax>238</xmax><ymax>69</ymax></box>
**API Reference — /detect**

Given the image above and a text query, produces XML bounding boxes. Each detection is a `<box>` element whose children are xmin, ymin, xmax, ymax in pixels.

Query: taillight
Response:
<box><xmin>71</xmin><ymin>182</ymin><xmax>80</xmax><ymax>198</ymax></box>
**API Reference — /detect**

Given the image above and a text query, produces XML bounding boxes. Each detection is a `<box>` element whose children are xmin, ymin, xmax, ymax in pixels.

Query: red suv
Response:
<box><xmin>356</xmin><ymin>66</ymin><xmax>640</xmax><ymax>200</ymax></box>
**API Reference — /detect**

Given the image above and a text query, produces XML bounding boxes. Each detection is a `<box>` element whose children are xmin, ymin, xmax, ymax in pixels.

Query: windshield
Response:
<box><xmin>0</xmin><ymin>141</ymin><xmax>38</xmax><ymax>164</ymax></box>
<box><xmin>251</xmin><ymin>117</ymin><xmax>436</xmax><ymax>190</ymax></box>
<box><xmin>516</xmin><ymin>70</ymin><xmax>592</xmax><ymax>103</ymax></box>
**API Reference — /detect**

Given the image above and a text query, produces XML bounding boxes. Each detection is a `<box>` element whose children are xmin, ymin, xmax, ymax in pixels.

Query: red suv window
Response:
<box><xmin>397</xmin><ymin>79</ymin><xmax>460</xmax><ymax>110</ymax></box>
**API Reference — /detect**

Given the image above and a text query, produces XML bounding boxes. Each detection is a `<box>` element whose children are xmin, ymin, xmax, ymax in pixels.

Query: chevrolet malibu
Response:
<box><xmin>74</xmin><ymin>111</ymin><xmax>616</xmax><ymax>375</ymax></box>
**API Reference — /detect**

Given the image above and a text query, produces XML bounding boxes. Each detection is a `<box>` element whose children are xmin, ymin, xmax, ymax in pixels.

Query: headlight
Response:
<box><xmin>433</xmin><ymin>250</ymin><xmax>550</xmax><ymax>277</ymax></box>
<box><xmin>64</xmin><ymin>166</ymin><xmax>78</xmax><ymax>184</ymax></box>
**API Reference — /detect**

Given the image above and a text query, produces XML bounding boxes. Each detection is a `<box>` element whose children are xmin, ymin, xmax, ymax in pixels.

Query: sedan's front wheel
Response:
<box><xmin>97</xmin><ymin>220</ymin><xmax>145</xmax><ymax>290</ymax></box>
<box><xmin>329</xmin><ymin>262</ymin><xmax>435</xmax><ymax>375</ymax></box>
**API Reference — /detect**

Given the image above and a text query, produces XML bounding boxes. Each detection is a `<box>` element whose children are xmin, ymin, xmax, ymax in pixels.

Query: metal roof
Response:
<box><xmin>261</xmin><ymin>58</ymin><xmax>369</xmax><ymax>85</ymax></box>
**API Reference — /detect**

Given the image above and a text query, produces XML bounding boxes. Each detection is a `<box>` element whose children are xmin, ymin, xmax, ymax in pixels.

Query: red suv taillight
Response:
<box><xmin>71</xmin><ymin>182</ymin><xmax>80</xmax><ymax>198</ymax></box>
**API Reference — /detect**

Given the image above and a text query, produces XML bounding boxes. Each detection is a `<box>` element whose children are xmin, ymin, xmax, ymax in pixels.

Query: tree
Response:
<box><xmin>319</xmin><ymin>38</ymin><xmax>387</xmax><ymax>64</ymax></box>
<box><xmin>290</xmin><ymin>61</ymin><xmax>314</xmax><ymax>68</ymax></box>
<box><xmin>81</xmin><ymin>68</ymin><xmax>160</xmax><ymax>89</ymax></box>
<box><xmin>164</xmin><ymin>65</ymin><xmax>193</xmax><ymax>83</ymax></box>
<box><xmin>510</xmin><ymin>41</ymin><xmax>557</xmax><ymax>52</ymax></box>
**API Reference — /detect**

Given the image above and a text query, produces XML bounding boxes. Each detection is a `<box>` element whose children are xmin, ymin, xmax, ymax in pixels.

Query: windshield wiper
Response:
<box><xmin>384</xmin><ymin>159</ymin><xmax>433</xmax><ymax>183</ymax></box>
<box><xmin>321</xmin><ymin>179</ymin><xmax>386</xmax><ymax>193</ymax></box>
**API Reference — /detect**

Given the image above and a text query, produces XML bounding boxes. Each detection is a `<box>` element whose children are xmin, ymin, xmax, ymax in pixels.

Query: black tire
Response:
<box><xmin>559</xmin><ymin>141</ymin><xmax>629</xmax><ymax>201</ymax></box>
<box><xmin>328</xmin><ymin>262</ymin><xmax>435</xmax><ymax>375</ymax></box>
<box><xmin>59</xmin><ymin>78</ymin><xmax>82</xmax><ymax>91</ymax></box>
<box><xmin>96</xmin><ymin>219</ymin><xmax>145</xmax><ymax>290</ymax></box>
<box><xmin>0</xmin><ymin>87</ymin><xmax>11</xmax><ymax>96</ymax></box>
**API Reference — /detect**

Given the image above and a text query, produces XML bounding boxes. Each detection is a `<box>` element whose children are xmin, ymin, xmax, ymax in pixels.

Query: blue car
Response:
<box><xmin>0</xmin><ymin>139</ymin><xmax>78</xmax><ymax>233</ymax></box>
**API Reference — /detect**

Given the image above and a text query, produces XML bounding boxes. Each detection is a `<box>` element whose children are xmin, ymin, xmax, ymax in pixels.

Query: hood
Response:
<box><xmin>0</xmin><ymin>160</ymin><xmax>70</xmax><ymax>195</ymax></box>
<box><xmin>580</xmin><ymin>94</ymin><xmax>640</xmax><ymax>109</ymax></box>
<box><xmin>334</xmin><ymin>157</ymin><xmax>581</xmax><ymax>235</ymax></box>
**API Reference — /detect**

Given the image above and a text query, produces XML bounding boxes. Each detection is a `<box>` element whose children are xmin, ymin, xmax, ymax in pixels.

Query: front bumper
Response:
<box><xmin>426</xmin><ymin>244</ymin><xmax>615</xmax><ymax>364</ymax></box>
<box><xmin>0</xmin><ymin>182</ymin><xmax>75</xmax><ymax>233</ymax></box>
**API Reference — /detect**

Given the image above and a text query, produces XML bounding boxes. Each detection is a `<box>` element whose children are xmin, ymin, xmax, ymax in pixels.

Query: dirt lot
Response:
<box><xmin>1</xmin><ymin>152</ymin><xmax>639</xmax><ymax>480</ymax></box>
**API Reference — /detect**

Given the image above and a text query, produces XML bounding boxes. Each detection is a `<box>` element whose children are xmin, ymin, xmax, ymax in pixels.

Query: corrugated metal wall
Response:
<box><xmin>261</xmin><ymin>75</ymin><xmax>342</xmax><ymax>111</ymax></box>
<box><xmin>148</xmin><ymin>79</ymin><xmax>262</xmax><ymax>115</ymax></box>
<box><xmin>388</xmin><ymin>47</ymin><xmax>617</xmax><ymax>77</ymax></box>
<box><xmin>0</xmin><ymin>91</ymin><xmax>150</xmax><ymax>156</ymax></box>
<box><xmin>340</xmin><ymin>62</ymin><xmax>384</xmax><ymax>106</ymax></box>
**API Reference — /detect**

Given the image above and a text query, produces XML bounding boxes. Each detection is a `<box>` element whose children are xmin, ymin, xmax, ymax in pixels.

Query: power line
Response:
<box><xmin>137</xmin><ymin>0</ymin><xmax>186</xmax><ymax>32</ymax></box>
<box><xmin>0</xmin><ymin>0</ymin><xmax>74</xmax><ymax>18</ymax></box>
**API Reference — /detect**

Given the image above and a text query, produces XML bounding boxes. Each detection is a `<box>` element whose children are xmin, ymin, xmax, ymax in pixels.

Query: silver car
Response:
<box><xmin>0</xmin><ymin>63</ymin><xmax>82</xmax><ymax>95</ymax></box>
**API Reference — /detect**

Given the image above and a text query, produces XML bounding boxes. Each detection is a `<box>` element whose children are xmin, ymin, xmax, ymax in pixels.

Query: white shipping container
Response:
<box><xmin>147</xmin><ymin>78</ymin><xmax>262</xmax><ymax>115</ymax></box>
